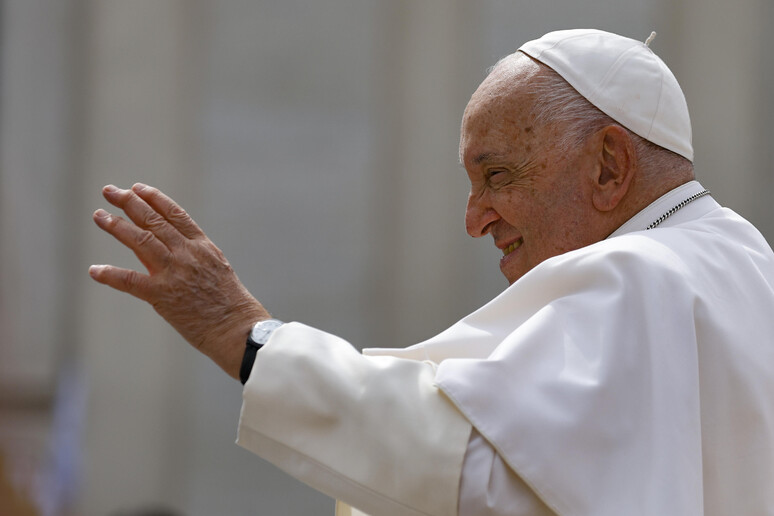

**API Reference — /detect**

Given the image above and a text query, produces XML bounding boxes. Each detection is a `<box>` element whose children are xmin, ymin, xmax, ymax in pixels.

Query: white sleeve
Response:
<box><xmin>236</xmin><ymin>322</ymin><xmax>472</xmax><ymax>516</ymax></box>
<box><xmin>459</xmin><ymin>428</ymin><xmax>556</xmax><ymax>516</ymax></box>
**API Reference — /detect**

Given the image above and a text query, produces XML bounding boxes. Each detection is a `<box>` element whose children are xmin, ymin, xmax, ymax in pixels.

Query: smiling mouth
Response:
<box><xmin>502</xmin><ymin>238</ymin><xmax>524</xmax><ymax>256</ymax></box>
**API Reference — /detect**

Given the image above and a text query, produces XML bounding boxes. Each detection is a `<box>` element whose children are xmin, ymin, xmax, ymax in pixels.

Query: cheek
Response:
<box><xmin>492</xmin><ymin>190</ymin><xmax>527</xmax><ymax>225</ymax></box>
<box><xmin>525</xmin><ymin>194</ymin><xmax>579</xmax><ymax>250</ymax></box>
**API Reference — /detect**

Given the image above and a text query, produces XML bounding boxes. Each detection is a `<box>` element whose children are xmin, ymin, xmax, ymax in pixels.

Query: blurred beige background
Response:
<box><xmin>0</xmin><ymin>1</ymin><xmax>771</xmax><ymax>515</ymax></box>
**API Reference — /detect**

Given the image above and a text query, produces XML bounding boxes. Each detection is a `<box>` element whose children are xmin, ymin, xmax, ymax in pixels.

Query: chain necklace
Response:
<box><xmin>646</xmin><ymin>190</ymin><xmax>711</xmax><ymax>230</ymax></box>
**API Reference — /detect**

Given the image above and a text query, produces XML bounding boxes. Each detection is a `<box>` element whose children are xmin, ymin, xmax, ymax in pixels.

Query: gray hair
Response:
<box><xmin>516</xmin><ymin>54</ymin><xmax>693</xmax><ymax>176</ymax></box>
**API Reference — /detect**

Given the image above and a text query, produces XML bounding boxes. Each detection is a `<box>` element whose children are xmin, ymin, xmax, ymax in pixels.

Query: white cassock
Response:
<box><xmin>236</xmin><ymin>181</ymin><xmax>774</xmax><ymax>516</ymax></box>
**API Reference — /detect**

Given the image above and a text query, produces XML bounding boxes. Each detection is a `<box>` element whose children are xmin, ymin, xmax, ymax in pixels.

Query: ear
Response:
<box><xmin>589</xmin><ymin>125</ymin><xmax>636</xmax><ymax>212</ymax></box>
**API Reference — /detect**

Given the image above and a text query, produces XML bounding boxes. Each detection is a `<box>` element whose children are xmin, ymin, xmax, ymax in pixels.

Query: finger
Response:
<box><xmin>88</xmin><ymin>264</ymin><xmax>153</xmax><ymax>301</ymax></box>
<box><xmin>93</xmin><ymin>209</ymin><xmax>171</xmax><ymax>273</ymax></box>
<box><xmin>131</xmin><ymin>183</ymin><xmax>205</xmax><ymax>240</ymax></box>
<box><xmin>102</xmin><ymin>185</ymin><xmax>186</xmax><ymax>247</ymax></box>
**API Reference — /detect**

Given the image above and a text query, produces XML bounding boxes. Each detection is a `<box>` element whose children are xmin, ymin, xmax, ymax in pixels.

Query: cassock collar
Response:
<box><xmin>607</xmin><ymin>180</ymin><xmax>718</xmax><ymax>239</ymax></box>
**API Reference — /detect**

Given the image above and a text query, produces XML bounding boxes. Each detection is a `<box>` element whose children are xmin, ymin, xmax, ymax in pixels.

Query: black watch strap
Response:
<box><xmin>240</xmin><ymin>342</ymin><xmax>260</xmax><ymax>385</ymax></box>
<box><xmin>240</xmin><ymin>319</ymin><xmax>284</xmax><ymax>385</ymax></box>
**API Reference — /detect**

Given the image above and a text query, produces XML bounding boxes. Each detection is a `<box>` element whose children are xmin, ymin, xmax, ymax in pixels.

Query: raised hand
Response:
<box><xmin>89</xmin><ymin>183</ymin><xmax>270</xmax><ymax>379</ymax></box>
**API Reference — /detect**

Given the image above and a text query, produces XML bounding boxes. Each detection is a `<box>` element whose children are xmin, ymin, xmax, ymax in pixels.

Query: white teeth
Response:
<box><xmin>502</xmin><ymin>239</ymin><xmax>523</xmax><ymax>256</ymax></box>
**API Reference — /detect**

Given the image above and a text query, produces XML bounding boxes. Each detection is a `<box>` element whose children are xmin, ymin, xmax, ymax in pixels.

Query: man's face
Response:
<box><xmin>460</xmin><ymin>60</ymin><xmax>596</xmax><ymax>284</ymax></box>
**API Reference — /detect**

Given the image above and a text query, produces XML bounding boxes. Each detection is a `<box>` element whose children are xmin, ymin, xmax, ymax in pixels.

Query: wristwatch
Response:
<box><xmin>239</xmin><ymin>318</ymin><xmax>284</xmax><ymax>384</ymax></box>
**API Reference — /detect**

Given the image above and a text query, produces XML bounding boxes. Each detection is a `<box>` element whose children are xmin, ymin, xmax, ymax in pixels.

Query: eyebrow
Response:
<box><xmin>472</xmin><ymin>152</ymin><xmax>508</xmax><ymax>166</ymax></box>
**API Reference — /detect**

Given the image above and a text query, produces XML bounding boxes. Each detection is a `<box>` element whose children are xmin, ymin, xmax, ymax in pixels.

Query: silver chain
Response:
<box><xmin>646</xmin><ymin>190</ymin><xmax>711</xmax><ymax>230</ymax></box>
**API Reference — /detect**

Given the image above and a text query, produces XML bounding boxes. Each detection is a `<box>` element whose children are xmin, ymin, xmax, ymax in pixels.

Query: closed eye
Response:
<box><xmin>486</xmin><ymin>169</ymin><xmax>511</xmax><ymax>188</ymax></box>
<box><xmin>486</xmin><ymin>169</ymin><xmax>507</xmax><ymax>180</ymax></box>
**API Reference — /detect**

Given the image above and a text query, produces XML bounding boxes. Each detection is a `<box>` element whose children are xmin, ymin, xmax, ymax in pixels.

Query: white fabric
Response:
<box><xmin>519</xmin><ymin>29</ymin><xmax>693</xmax><ymax>161</ymax></box>
<box><xmin>238</xmin><ymin>181</ymin><xmax>774</xmax><ymax>515</ymax></box>
<box><xmin>458</xmin><ymin>429</ymin><xmax>555</xmax><ymax>516</ymax></box>
<box><xmin>237</xmin><ymin>326</ymin><xmax>549</xmax><ymax>516</ymax></box>
<box><xmin>237</xmin><ymin>323</ymin><xmax>472</xmax><ymax>516</ymax></box>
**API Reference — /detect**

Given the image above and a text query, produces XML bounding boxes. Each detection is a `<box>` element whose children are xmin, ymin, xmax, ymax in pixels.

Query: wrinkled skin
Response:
<box><xmin>90</xmin><ymin>184</ymin><xmax>269</xmax><ymax>379</ymax></box>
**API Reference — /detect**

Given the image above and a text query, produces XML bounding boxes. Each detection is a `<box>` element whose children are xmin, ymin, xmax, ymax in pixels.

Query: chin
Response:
<box><xmin>502</xmin><ymin>269</ymin><xmax>523</xmax><ymax>285</ymax></box>
<box><xmin>501</xmin><ymin>260</ymin><xmax>535</xmax><ymax>285</ymax></box>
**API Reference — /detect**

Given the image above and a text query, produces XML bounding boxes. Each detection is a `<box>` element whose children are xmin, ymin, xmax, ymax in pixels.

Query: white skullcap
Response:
<box><xmin>519</xmin><ymin>29</ymin><xmax>693</xmax><ymax>162</ymax></box>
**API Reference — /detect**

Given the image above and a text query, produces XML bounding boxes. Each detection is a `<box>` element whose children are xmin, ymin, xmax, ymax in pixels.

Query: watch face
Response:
<box><xmin>250</xmin><ymin>319</ymin><xmax>284</xmax><ymax>345</ymax></box>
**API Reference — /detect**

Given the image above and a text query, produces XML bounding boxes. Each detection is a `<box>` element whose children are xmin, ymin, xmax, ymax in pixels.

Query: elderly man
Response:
<box><xmin>90</xmin><ymin>29</ymin><xmax>774</xmax><ymax>515</ymax></box>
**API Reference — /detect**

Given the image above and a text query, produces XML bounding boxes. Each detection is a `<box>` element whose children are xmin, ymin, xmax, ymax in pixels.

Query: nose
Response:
<box><xmin>465</xmin><ymin>191</ymin><xmax>500</xmax><ymax>237</ymax></box>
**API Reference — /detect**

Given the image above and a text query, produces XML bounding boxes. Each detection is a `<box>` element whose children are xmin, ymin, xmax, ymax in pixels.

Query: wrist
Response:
<box><xmin>202</xmin><ymin>301</ymin><xmax>271</xmax><ymax>380</ymax></box>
